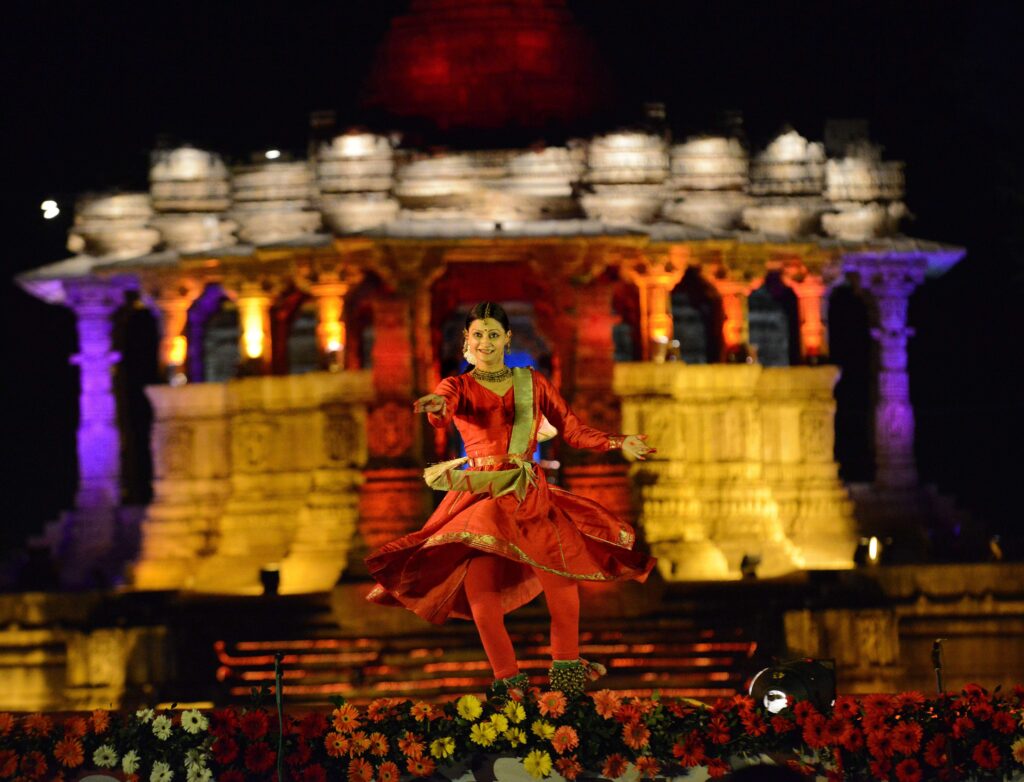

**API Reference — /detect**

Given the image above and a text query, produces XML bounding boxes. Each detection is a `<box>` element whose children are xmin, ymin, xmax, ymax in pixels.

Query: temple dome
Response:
<box><xmin>361</xmin><ymin>0</ymin><xmax>607</xmax><ymax>137</ymax></box>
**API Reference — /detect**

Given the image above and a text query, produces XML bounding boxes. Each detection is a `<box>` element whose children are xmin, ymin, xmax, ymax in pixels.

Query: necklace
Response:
<box><xmin>472</xmin><ymin>365</ymin><xmax>512</xmax><ymax>382</ymax></box>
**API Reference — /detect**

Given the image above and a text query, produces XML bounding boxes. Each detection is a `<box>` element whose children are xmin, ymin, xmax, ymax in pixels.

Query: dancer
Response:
<box><xmin>366</xmin><ymin>301</ymin><xmax>656</xmax><ymax>696</ymax></box>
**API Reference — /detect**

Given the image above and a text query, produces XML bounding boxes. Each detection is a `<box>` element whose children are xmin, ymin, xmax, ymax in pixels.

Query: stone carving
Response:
<box><xmin>366</xmin><ymin>402</ymin><xmax>415</xmax><ymax>459</ymax></box>
<box><xmin>799</xmin><ymin>409</ymin><xmax>832</xmax><ymax>462</ymax></box>
<box><xmin>158</xmin><ymin>424</ymin><xmax>194</xmax><ymax>477</ymax></box>
<box><xmin>232</xmin><ymin>420</ymin><xmax>275</xmax><ymax>472</ymax></box>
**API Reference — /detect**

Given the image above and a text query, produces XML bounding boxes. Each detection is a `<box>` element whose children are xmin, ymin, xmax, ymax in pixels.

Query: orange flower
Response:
<box><xmin>91</xmin><ymin>709</ymin><xmax>110</xmax><ymax>735</ymax></box>
<box><xmin>348</xmin><ymin>731</ymin><xmax>371</xmax><ymax>757</ymax></box>
<box><xmin>601</xmin><ymin>754</ymin><xmax>628</xmax><ymax>779</ymax></box>
<box><xmin>410</xmin><ymin>702</ymin><xmax>433</xmax><ymax>722</ymax></box>
<box><xmin>367</xmin><ymin>699</ymin><xmax>396</xmax><ymax>722</ymax></box>
<box><xmin>592</xmin><ymin>690</ymin><xmax>622</xmax><ymax>720</ymax></box>
<box><xmin>0</xmin><ymin>713</ymin><xmax>14</xmax><ymax>735</ymax></box>
<box><xmin>332</xmin><ymin>704</ymin><xmax>362</xmax><ymax>733</ymax></box>
<box><xmin>397</xmin><ymin>732</ymin><xmax>425</xmax><ymax>759</ymax></box>
<box><xmin>63</xmin><ymin>716</ymin><xmax>88</xmax><ymax>738</ymax></box>
<box><xmin>537</xmin><ymin>691</ymin><xmax>568</xmax><ymax>719</ymax></box>
<box><xmin>406</xmin><ymin>756</ymin><xmax>436</xmax><ymax>778</ymax></box>
<box><xmin>555</xmin><ymin>756</ymin><xmax>583</xmax><ymax>780</ymax></box>
<box><xmin>622</xmin><ymin>720</ymin><xmax>651</xmax><ymax>750</ymax></box>
<box><xmin>551</xmin><ymin>725</ymin><xmax>579</xmax><ymax>754</ymax></box>
<box><xmin>326</xmin><ymin>731</ymin><xmax>350</xmax><ymax>758</ymax></box>
<box><xmin>635</xmin><ymin>757</ymin><xmax>660</xmax><ymax>779</ymax></box>
<box><xmin>347</xmin><ymin>757</ymin><xmax>373</xmax><ymax>782</ymax></box>
<box><xmin>368</xmin><ymin>732</ymin><xmax>389</xmax><ymax>757</ymax></box>
<box><xmin>53</xmin><ymin>737</ymin><xmax>84</xmax><ymax>768</ymax></box>
<box><xmin>377</xmin><ymin>761</ymin><xmax>400</xmax><ymax>782</ymax></box>
<box><xmin>22</xmin><ymin>714</ymin><xmax>53</xmax><ymax>737</ymax></box>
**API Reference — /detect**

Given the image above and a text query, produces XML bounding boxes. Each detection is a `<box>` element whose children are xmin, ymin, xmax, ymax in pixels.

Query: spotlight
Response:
<box><xmin>260</xmin><ymin>564</ymin><xmax>281</xmax><ymax>596</ymax></box>
<box><xmin>854</xmin><ymin>535</ymin><xmax>889</xmax><ymax>566</ymax></box>
<box><xmin>40</xmin><ymin>199</ymin><xmax>60</xmax><ymax>219</ymax></box>
<box><xmin>749</xmin><ymin>659</ymin><xmax>836</xmax><ymax>714</ymax></box>
<box><xmin>265</xmin><ymin>149</ymin><xmax>281</xmax><ymax>160</ymax></box>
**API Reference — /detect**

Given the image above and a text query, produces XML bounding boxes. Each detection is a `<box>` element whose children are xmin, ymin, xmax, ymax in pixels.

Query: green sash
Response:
<box><xmin>422</xmin><ymin>367</ymin><xmax>538</xmax><ymax>500</ymax></box>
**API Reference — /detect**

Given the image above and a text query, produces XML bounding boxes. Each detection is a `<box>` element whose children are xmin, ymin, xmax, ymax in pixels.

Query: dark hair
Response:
<box><xmin>464</xmin><ymin>301</ymin><xmax>510</xmax><ymax>332</ymax></box>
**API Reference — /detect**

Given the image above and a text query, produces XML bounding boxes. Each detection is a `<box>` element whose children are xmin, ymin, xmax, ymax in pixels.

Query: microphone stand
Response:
<box><xmin>274</xmin><ymin>651</ymin><xmax>285</xmax><ymax>782</ymax></box>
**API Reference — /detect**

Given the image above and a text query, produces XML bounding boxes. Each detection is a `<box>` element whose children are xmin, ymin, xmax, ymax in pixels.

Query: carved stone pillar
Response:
<box><xmin>706</xmin><ymin>276</ymin><xmax>750</xmax><ymax>357</ymax></box>
<box><xmin>303</xmin><ymin>261</ymin><xmax>364</xmax><ymax>370</ymax></box>
<box><xmin>849</xmin><ymin>255</ymin><xmax>927</xmax><ymax>489</ymax></box>
<box><xmin>787</xmin><ymin>273</ymin><xmax>828</xmax><ymax>361</ymax></box>
<box><xmin>66</xmin><ymin>279</ymin><xmax>124</xmax><ymax>511</ymax></box>
<box><xmin>619</xmin><ymin>248</ymin><xmax>687</xmax><ymax>360</ymax></box>
<box><xmin>146</xmin><ymin>276</ymin><xmax>203</xmax><ymax>382</ymax></box>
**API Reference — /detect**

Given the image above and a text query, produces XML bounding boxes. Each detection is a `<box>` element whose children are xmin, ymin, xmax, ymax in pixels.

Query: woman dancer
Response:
<box><xmin>366</xmin><ymin>302</ymin><xmax>656</xmax><ymax>696</ymax></box>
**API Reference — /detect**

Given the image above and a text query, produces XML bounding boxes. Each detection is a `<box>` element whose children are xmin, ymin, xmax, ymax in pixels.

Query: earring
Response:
<box><xmin>505</xmin><ymin>341</ymin><xmax>511</xmax><ymax>355</ymax></box>
<box><xmin>463</xmin><ymin>339</ymin><xmax>475</xmax><ymax>366</ymax></box>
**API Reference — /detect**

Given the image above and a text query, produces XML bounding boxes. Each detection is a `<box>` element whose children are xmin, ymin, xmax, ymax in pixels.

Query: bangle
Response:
<box><xmin>608</xmin><ymin>435</ymin><xmax>626</xmax><ymax>450</ymax></box>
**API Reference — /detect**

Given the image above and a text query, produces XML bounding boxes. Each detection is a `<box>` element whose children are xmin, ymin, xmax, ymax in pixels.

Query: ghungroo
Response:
<box><xmin>488</xmin><ymin>672</ymin><xmax>529</xmax><ymax>701</ymax></box>
<box><xmin>548</xmin><ymin>658</ymin><xmax>607</xmax><ymax>696</ymax></box>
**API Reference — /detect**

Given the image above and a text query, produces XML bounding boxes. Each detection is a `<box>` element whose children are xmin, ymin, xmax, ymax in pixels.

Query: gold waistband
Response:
<box><xmin>466</xmin><ymin>453</ymin><xmax>533</xmax><ymax>468</ymax></box>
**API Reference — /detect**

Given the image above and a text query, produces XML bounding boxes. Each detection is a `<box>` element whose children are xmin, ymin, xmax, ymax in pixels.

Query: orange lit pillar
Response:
<box><xmin>707</xmin><ymin>276</ymin><xmax>750</xmax><ymax>357</ymax></box>
<box><xmin>312</xmin><ymin>283</ymin><xmax>348</xmax><ymax>370</ymax></box>
<box><xmin>152</xmin><ymin>280</ymin><xmax>201</xmax><ymax>384</ymax></box>
<box><xmin>234</xmin><ymin>283</ymin><xmax>273</xmax><ymax>375</ymax></box>
<box><xmin>620</xmin><ymin>247</ymin><xmax>687</xmax><ymax>360</ymax></box>
<box><xmin>789</xmin><ymin>274</ymin><xmax>827</xmax><ymax>361</ymax></box>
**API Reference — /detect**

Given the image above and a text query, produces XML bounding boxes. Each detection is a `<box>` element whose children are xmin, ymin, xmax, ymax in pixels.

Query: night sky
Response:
<box><xmin>2</xmin><ymin>1</ymin><xmax>1022</xmax><ymax>555</ymax></box>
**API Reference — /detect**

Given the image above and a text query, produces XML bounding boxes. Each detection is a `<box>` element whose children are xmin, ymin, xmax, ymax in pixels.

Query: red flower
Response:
<box><xmin>219</xmin><ymin>771</ymin><xmax>245</xmax><ymax>782</ymax></box>
<box><xmin>298</xmin><ymin>711</ymin><xmax>328</xmax><ymax>741</ymax></box>
<box><xmin>741</xmin><ymin>712</ymin><xmax>768</xmax><ymax>737</ymax></box>
<box><xmin>785</xmin><ymin>760</ymin><xmax>816</xmax><ymax>777</ymax></box>
<box><xmin>406</xmin><ymin>756</ymin><xmax>436</xmax><ymax>778</ymax></box>
<box><xmin>622</xmin><ymin>720</ymin><xmax>651</xmax><ymax>750</ymax></box>
<box><xmin>801</xmin><ymin>714</ymin><xmax>828</xmax><ymax>750</ymax></box>
<box><xmin>667</xmin><ymin>700</ymin><xmax>697</xmax><ymax>718</ymax></box>
<box><xmin>210</xmin><ymin>708</ymin><xmax>240</xmax><ymax>738</ymax></box>
<box><xmin>892</xmin><ymin>691</ymin><xmax>926</xmax><ymax>711</ymax></box>
<box><xmin>891</xmin><ymin>720</ymin><xmax>924</xmax><ymax>755</ymax></box>
<box><xmin>555</xmin><ymin>756</ymin><xmax>583</xmax><ymax>780</ymax></box>
<box><xmin>332</xmin><ymin>704</ymin><xmax>362</xmax><ymax>733</ymax></box>
<box><xmin>869</xmin><ymin>759</ymin><xmax>892</xmax><ymax>779</ymax></box>
<box><xmin>730</xmin><ymin>694</ymin><xmax>756</xmax><ymax>712</ymax></box>
<box><xmin>672</xmin><ymin>733</ymin><xmax>706</xmax><ymax>767</ymax></box>
<box><xmin>591</xmin><ymin>690</ymin><xmax>622</xmax><ymax>719</ymax></box>
<box><xmin>0</xmin><ymin>713</ymin><xmax>14</xmax><ymax>736</ymax></box>
<box><xmin>840</xmin><ymin>727</ymin><xmax>864</xmax><ymax>753</ymax></box>
<box><xmin>867</xmin><ymin>731</ymin><xmax>895</xmax><ymax>760</ymax></box>
<box><xmin>972</xmin><ymin>739</ymin><xmax>1001</xmax><ymax>771</ymax></box>
<box><xmin>601</xmin><ymin>754</ymin><xmax>628</xmax><ymax>779</ymax></box>
<box><xmin>821</xmin><ymin>716</ymin><xmax>852</xmax><ymax>747</ymax></box>
<box><xmin>635</xmin><ymin>757</ymin><xmax>660</xmax><ymax>779</ymax></box>
<box><xmin>19</xmin><ymin>751</ymin><xmax>47</xmax><ymax>780</ymax></box>
<box><xmin>706</xmin><ymin>758</ymin><xmax>730</xmax><ymax>778</ymax></box>
<box><xmin>861</xmin><ymin>694</ymin><xmax>895</xmax><ymax>717</ymax></box>
<box><xmin>397</xmin><ymin>732</ymin><xmax>425</xmax><ymax>759</ymax></box>
<box><xmin>614</xmin><ymin>704</ymin><xmax>643</xmax><ymax>724</ymax></box>
<box><xmin>923</xmin><ymin>734</ymin><xmax>949</xmax><ymax>768</ymax></box>
<box><xmin>771</xmin><ymin>715</ymin><xmax>796</xmax><ymax>734</ymax></box>
<box><xmin>377</xmin><ymin>761</ymin><xmax>400</xmax><ymax>782</ymax></box>
<box><xmin>991</xmin><ymin>710</ymin><xmax>1016</xmax><ymax>734</ymax></box>
<box><xmin>244</xmin><ymin>741</ymin><xmax>277</xmax><ymax>774</ymax></box>
<box><xmin>707</xmin><ymin>714</ymin><xmax>731</xmax><ymax>744</ymax></box>
<box><xmin>0</xmin><ymin>749</ymin><xmax>18</xmax><ymax>777</ymax></box>
<box><xmin>239</xmin><ymin>709</ymin><xmax>271</xmax><ymax>740</ymax></box>
<box><xmin>951</xmin><ymin>715</ymin><xmax>974</xmax><ymax>739</ymax></box>
<box><xmin>63</xmin><ymin>716</ymin><xmax>87</xmax><ymax>738</ymax></box>
<box><xmin>348</xmin><ymin>757</ymin><xmax>373</xmax><ymax>782</ymax></box>
<box><xmin>895</xmin><ymin>758</ymin><xmax>923</xmax><ymax>782</ymax></box>
<box><xmin>970</xmin><ymin>700</ymin><xmax>994</xmax><ymax>721</ymax></box>
<box><xmin>212</xmin><ymin>736</ymin><xmax>240</xmax><ymax>765</ymax></box>
<box><xmin>296</xmin><ymin>765</ymin><xmax>327</xmax><ymax>782</ymax></box>
<box><xmin>90</xmin><ymin>709</ymin><xmax>110</xmax><ymax>735</ymax></box>
<box><xmin>538</xmin><ymin>691</ymin><xmax>568</xmax><ymax>718</ymax></box>
<box><xmin>792</xmin><ymin>701</ymin><xmax>818</xmax><ymax>725</ymax></box>
<box><xmin>287</xmin><ymin>741</ymin><xmax>312</xmax><ymax>767</ymax></box>
<box><xmin>52</xmin><ymin>737</ymin><xmax>84</xmax><ymax>769</ymax></box>
<box><xmin>832</xmin><ymin>696</ymin><xmax>858</xmax><ymax>719</ymax></box>
<box><xmin>21</xmin><ymin>714</ymin><xmax>53</xmax><ymax>737</ymax></box>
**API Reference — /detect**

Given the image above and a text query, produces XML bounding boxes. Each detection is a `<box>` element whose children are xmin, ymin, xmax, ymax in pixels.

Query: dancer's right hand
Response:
<box><xmin>413</xmin><ymin>394</ymin><xmax>446</xmax><ymax>414</ymax></box>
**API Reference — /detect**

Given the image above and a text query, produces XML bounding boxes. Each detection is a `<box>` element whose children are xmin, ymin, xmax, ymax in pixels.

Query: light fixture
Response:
<box><xmin>265</xmin><ymin>149</ymin><xmax>281</xmax><ymax>160</ymax></box>
<box><xmin>749</xmin><ymin>659</ymin><xmax>836</xmax><ymax>714</ymax></box>
<box><xmin>854</xmin><ymin>535</ymin><xmax>889</xmax><ymax>566</ymax></box>
<box><xmin>40</xmin><ymin>199</ymin><xmax>60</xmax><ymax>219</ymax></box>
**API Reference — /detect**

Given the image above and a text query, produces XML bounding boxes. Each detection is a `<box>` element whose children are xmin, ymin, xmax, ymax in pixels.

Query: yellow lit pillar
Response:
<box><xmin>235</xmin><ymin>283</ymin><xmax>273</xmax><ymax>375</ymax></box>
<box><xmin>312</xmin><ymin>283</ymin><xmax>347</xmax><ymax>369</ymax></box>
<box><xmin>152</xmin><ymin>282</ymin><xmax>201</xmax><ymax>384</ymax></box>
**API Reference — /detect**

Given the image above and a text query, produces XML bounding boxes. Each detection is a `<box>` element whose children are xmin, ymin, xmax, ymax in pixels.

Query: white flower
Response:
<box><xmin>92</xmin><ymin>744</ymin><xmax>118</xmax><ymax>768</ymax></box>
<box><xmin>122</xmin><ymin>750</ymin><xmax>141</xmax><ymax>774</ymax></box>
<box><xmin>150</xmin><ymin>760</ymin><xmax>174</xmax><ymax>782</ymax></box>
<box><xmin>152</xmin><ymin>714</ymin><xmax>173</xmax><ymax>740</ymax></box>
<box><xmin>180</xmin><ymin>709</ymin><xmax>209</xmax><ymax>734</ymax></box>
<box><xmin>187</xmin><ymin>766</ymin><xmax>213</xmax><ymax>782</ymax></box>
<box><xmin>136</xmin><ymin>708</ymin><xmax>155</xmax><ymax>723</ymax></box>
<box><xmin>184</xmin><ymin>748</ymin><xmax>207</xmax><ymax>770</ymax></box>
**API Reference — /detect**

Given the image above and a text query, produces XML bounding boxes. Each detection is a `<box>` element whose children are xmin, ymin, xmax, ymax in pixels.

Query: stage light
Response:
<box><xmin>265</xmin><ymin>149</ymin><xmax>281</xmax><ymax>160</ymax></box>
<box><xmin>41</xmin><ymin>200</ymin><xmax>60</xmax><ymax>219</ymax></box>
<box><xmin>854</xmin><ymin>535</ymin><xmax>889</xmax><ymax>566</ymax></box>
<box><xmin>749</xmin><ymin>659</ymin><xmax>836</xmax><ymax>714</ymax></box>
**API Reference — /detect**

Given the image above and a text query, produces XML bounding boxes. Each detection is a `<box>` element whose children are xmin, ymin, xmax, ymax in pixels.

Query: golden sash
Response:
<box><xmin>422</xmin><ymin>367</ymin><xmax>538</xmax><ymax>500</ymax></box>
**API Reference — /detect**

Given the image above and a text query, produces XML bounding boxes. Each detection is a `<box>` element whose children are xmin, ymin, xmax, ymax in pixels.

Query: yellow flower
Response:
<box><xmin>1011</xmin><ymin>736</ymin><xmax>1024</xmax><ymax>765</ymax></box>
<box><xmin>503</xmin><ymin>701</ymin><xmax>526</xmax><ymax>724</ymax></box>
<box><xmin>456</xmin><ymin>694</ymin><xmax>483</xmax><ymax>721</ymax></box>
<box><xmin>523</xmin><ymin>749</ymin><xmax>553</xmax><ymax>779</ymax></box>
<box><xmin>489</xmin><ymin>713</ymin><xmax>509</xmax><ymax>733</ymax></box>
<box><xmin>531</xmin><ymin>719</ymin><xmax>555</xmax><ymax>740</ymax></box>
<box><xmin>470</xmin><ymin>722</ymin><xmax>498</xmax><ymax>747</ymax></box>
<box><xmin>504</xmin><ymin>727</ymin><xmax>528</xmax><ymax>747</ymax></box>
<box><xmin>430</xmin><ymin>737</ymin><xmax>455</xmax><ymax>759</ymax></box>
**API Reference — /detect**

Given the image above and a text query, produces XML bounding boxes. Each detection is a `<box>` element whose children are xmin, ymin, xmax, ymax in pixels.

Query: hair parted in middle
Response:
<box><xmin>463</xmin><ymin>301</ymin><xmax>510</xmax><ymax>332</ymax></box>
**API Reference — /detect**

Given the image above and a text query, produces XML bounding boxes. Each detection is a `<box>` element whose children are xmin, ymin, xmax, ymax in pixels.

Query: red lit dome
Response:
<box><xmin>362</xmin><ymin>0</ymin><xmax>607</xmax><ymax>134</ymax></box>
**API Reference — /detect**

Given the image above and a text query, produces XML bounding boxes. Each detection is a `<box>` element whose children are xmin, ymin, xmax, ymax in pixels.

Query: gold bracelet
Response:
<box><xmin>608</xmin><ymin>435</ymin><xmax>626</xmax><ymax>450</ymax></box>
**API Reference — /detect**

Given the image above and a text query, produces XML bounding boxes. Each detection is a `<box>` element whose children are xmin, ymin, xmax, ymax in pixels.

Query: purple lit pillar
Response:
<box><xmin>65</xmin><ymin>279</ymin><xmax>125</xmax><ymax>509</ymax></box>
<box><xmin>846</xmin><ymin>254</ymin><xmax>927</xmax><ymax>490</ymax></box>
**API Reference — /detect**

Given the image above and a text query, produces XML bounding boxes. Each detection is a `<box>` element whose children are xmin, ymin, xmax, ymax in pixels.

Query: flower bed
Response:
<box><xmin>2</xmin><ymin>685</ymin><xmax>1023</xmax><ymax>781</ymax></box>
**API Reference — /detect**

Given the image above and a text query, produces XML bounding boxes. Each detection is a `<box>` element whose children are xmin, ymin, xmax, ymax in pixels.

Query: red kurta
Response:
<box><xmin>366</xmin><ymin>369</ymin><xmax>655</xmax><ymax>624</ymax></box>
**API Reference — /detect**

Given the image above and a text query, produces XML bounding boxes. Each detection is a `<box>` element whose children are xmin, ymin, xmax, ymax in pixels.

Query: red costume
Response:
<box><xmin>366</xmin><ymin>369</ymin><xmax>656</xmax><ymax>630</ymax></box>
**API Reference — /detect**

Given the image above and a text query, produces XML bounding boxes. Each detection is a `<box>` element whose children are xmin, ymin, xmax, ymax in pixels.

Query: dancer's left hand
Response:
<box><xmin>622</xmin><ymin>434</ymin><xmax>656</xmax><ymax>461</ymax></box>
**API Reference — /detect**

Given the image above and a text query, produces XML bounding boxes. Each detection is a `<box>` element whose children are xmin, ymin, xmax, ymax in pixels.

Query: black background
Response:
<box><xmin>1</xmin><ymin>1</ymin><xmax>1022</xmax><ymax>556</ymax></box>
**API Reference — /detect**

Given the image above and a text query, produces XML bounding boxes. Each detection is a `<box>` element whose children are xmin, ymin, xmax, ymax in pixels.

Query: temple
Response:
<box><xmin>5</xmin><ymin>0</ymin><xmax>1020</xmax><ymax>715</ymax></box>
